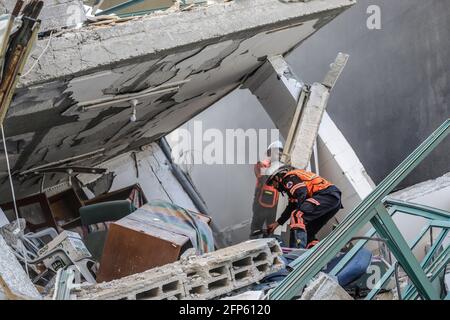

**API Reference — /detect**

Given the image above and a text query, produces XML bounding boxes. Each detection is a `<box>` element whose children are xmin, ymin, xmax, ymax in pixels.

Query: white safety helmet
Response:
<box><xmin>265</xmin><ymin>161</ymin><xmax>293</xmax><ymax>187</ymax></box>
<box><xmin>267</xmin><ymin>140</ymin><xmax>284</xmax><ymax>152</ymax></box>
<box><xmin>267</xmin><ymin>140</ymin><xmax>284</xmax><ymax>159</ymax></box>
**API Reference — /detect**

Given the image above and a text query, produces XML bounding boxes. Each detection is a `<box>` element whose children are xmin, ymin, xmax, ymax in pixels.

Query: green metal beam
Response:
<box><xmin>96</xmin><ymin>0</ymin><xmax>207</xmax><ymax>17</ymax></box>
<box><xmin>371</xmin><ymin>206</ymin><xmax>439</xmax><ymax>300</ymax></box>
<box><xmin>96</xmin><ymin>0</ymin><xmax>146</xmax><ymax>16</ymax></box>
<box><xmin>270</xmin><ymin>120</ymin><xmax>450</xmax><ymax>300</ymax></box>
<box><xmin>331</xmin><ymin>203</ymin><xmax>450</xmax><ymax>277</ymax></box>
<box><xmin>404</xmin><ymin>245</ymin><xmax>449</xmax><ymax>300</ymax></box>
<box><xmin>365</xmin><ymin>221</ymin><xmax>449</xmax><ymax>300</ymax></box>
<box><xmin>114</xmin><ymin>7</ymin><xmax>168</xmax><ymax>17</ymax></box>
<box><xmin>364</xmin><ymin>221</ymin><xmax>433</xmax><ymax>299</ymax></box>
<box><xmin>385</xmin><ymin>199</ymin><xmax>450</xmax><ymax>221</ymax></box>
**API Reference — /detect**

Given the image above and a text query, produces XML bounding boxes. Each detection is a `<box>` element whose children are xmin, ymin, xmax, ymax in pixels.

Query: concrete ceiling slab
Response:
<box><xmin>0</xmin><ymin>0</ymin><xmax>355</xmax><ymax>196</ymax></box>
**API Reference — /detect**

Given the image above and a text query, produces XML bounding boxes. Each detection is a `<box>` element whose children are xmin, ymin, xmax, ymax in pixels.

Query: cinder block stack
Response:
<box><xmin>74</xmin><ymin>238</ymin><xmax>284</xmax><ymax>300</ymax></box>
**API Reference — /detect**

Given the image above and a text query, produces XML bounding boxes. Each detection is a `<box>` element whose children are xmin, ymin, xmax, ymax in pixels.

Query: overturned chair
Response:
<box><xmin>77</xmin><ymin>200</ymin><xmax>137</xmax><ymax>262</ymax></box>
<box><xmin>0</xmin><ymin>219</ymin><xmax>97</xmax><ymax>286</ymax></box>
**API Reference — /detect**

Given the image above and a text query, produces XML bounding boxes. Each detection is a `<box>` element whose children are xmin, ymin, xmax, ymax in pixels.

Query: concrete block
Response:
<box><xmin>182</xmin><ymin>262</ymin><xmax>233</xmax><ymax>299</ymax></box>
<box><xmin>299</xmin><ymin>272</ymin><xmax>353</xmax><ymax>300</ymax></box>
<box><xmin>74</xmin><ymin>265</ymin><xmax>186</xmax><ymax>300</ymax></box>
<box><xmin>74</xmin><ymin>238</ymin><xmax>284</xmax><ymax>300</ymax></box>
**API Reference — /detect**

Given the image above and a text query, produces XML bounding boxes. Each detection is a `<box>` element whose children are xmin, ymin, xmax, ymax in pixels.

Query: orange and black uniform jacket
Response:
<box><xmin>254</xmin><ymin>160</ymin><xmax>279</xmax><ymax>208</ymax></box>
<box><xmin>276</xmin><ymin>169</ymin><xmax>333</xmax><ymax>225</ymax></box>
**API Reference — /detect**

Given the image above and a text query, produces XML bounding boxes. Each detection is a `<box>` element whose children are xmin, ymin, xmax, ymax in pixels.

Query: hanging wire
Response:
<box><xmin>1</xmin><ymin>124</ymin><xmax>29</xmax><ymax>276</ymax></box>
<box><xmin>21</xmin><ymin>30</ymin><xmax>54</xmax><ymax>78</ymax></box>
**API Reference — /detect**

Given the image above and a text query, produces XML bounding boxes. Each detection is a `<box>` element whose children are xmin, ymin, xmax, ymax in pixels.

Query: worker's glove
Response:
<box><xmin>267</xmin><ymin>222</ymin><xmax>280</xmax><ymax>235</ymax></box>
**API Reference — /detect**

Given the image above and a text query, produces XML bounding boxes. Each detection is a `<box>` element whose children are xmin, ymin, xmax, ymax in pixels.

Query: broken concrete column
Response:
<box><xmin>290</xmin><ymin>83</ymin><xmax>329</xmax><ymax>169</ymax></box>
<box><xmin>73</xmin><ymin>238</ymin><xmax>284</xmax><ymax>300</ymax></box>
<box><xmin>0</xmin><ymin>234</ymin><xmax>41</xmax><ymax>300</ymax></box>
<box><xmin>0</xmin><ymin>0</ymin><xmax>86</xmax><ymax>33</ymax></box>
<box><xmin>299</xmin><ymin>272</ymin><xmax>353</xmax><ymax>300</ymax></box>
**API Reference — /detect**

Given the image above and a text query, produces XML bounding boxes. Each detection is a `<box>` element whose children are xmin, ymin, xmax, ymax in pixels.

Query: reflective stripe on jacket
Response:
<box><xmin>283</xmin><ymin>169</ymin><xmax>333</xmax><ymax>198</ymax></box>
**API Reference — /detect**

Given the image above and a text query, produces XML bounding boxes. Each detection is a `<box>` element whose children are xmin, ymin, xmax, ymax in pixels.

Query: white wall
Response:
<box><xmin>316</xmin><ymin>112</ymin><xmax>375</xmax><ymax>239</ymax></box>
<box><xmin>77</xmin><ymin>143</ymin><xmax>197</xmax><ymax>212</ymax></box>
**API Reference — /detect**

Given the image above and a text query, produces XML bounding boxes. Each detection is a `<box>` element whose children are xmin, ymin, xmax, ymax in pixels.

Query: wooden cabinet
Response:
<box><xmin>97</xmin><ymin>209</ymin><xmax>190</xmax><ymax>282</ymax></box>
<box><xmin>0</xmin><ymin>193</ymin><xmax>57</xmax><ymax>232</ymax></box>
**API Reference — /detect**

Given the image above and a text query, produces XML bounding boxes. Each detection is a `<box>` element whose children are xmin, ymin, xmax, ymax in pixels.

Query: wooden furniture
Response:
<box><xmin>0</xmin><ymin>184</ymin><xmax>146</xmax><ymax>232</ymax></box>
<box><xmin>48</xmin><ymin>188</ymin><xmax>84</xmax><ymax>229</ymax></box>
<box><xmin>97</xmin><ymin>209</ymin><xmax>190</xmax><ymax>282</ymax></box>
<box><xmin>0</xmin><ymin>193</ymin><xmax>57</xmax><ymax>232</ymax></box>
<box><xmin>79</xmin><ymin>200</ymin><xmax>137</xmax><ymax>261</ymax></box>
<box><xmin>83</xmin><ymin>184</ymin><xmax>147</xmax><ymax>208</ymax></box>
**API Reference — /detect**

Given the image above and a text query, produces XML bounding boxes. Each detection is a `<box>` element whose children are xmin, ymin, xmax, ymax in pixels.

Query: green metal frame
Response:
<box><xmin>96</xmin><ymin>0</ymin><xmax>146</xmax><ymax>16</ymax></box>
<box><xmin>269</xmin><ymin>119</ymin><xmax>450</xmax><ymax>300</ymax></box>
<box><xmin>365</xmin><ymin>220</ymin><xmax>449</xmax><ymax>300</ymax></box>
<box><xmin>403</xmin><ymin>245</ymin><xmax>449</xmax><ymax>300</ymax></box>
<box><xmin>329</xmin><ymin>200</ymin><xmax>450</xmax><ymax>277</ymax></box>
<box><xmin>97</xmin><ymin>0</ymin><xmax>207</xmax><ymax>17</ymax></box>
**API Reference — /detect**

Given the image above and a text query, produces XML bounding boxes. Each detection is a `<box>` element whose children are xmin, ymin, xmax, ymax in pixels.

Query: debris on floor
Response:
<box><xmin>72</xmin><ymin>238</ymin><xmax>283</xmax><ymax>300</ymax></box>
<box><xmin>299</xmin><ymin>273</ymin><xmax>353</xmax><ymax>300</ymax></box>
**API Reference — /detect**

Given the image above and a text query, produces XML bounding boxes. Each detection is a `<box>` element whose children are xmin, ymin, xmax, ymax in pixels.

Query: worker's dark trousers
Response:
<box><xmin>250</xmin><ymin>199</ymin><xmax>277</xmax><ymax>238</ymax></box>
<box><xmin>289</xmin><ymin>188</ymin><xmax>342</xmax><ymax>248</ymax></box>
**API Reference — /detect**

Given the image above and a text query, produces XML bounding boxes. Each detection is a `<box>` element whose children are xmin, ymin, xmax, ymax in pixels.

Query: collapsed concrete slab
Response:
<box><xmin>73</xmin><ymin>238</ymin><xmax>283</xmax><ymax>300</ymax></box>
<box><xmin>0</xmin><ymin>0</ymin><xmax>355</xmax><ymax>198</ymax></box>
<box><xmin>0</xmin><ymin>234</ymin><xmax>41</xmax><ymax>300</ymax></box>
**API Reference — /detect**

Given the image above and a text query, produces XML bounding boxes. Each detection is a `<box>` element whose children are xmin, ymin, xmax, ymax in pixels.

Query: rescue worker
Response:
<box><xmin>265</xmin><ymin>163</ymin><xmax>343</xmax><ymax>249</ymax></box>
<box><xmin>250</xmin><ymin>141</ymin><xmax>284</xmax><ymax>238</ymax></box>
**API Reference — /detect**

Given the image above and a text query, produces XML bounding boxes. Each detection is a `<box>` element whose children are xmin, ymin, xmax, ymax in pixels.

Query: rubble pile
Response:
<box><xmin>73</xmin><ymin>238</ymin><xmax>284</xmax><ymax>300</ymax></box>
